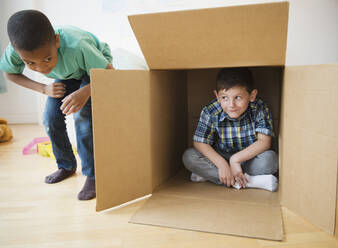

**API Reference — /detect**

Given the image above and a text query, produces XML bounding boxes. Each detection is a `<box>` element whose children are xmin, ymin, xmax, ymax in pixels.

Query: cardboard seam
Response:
<box><xmin>128</xmin><ymin>220</ymin><xmax>283</xmax><ymax>241</ymax></box>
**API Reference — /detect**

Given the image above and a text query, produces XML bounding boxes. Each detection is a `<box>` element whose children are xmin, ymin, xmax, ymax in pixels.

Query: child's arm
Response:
<box><xmin>230</xmin><ymin>133</ymin><xmax>271</xmax><ymax>163</ymax></box>
<box><xmin>5</xmin><ymin>72</ymin><xmax>65</xmax><ymax>98</ymax></box>
<box><xmin>229</xmin><ymin>133</ymin><xmax>271</xmax><ymax>186</ymax></box>
<box><xmin>106</xmin><ymin>63</ymin><xmax>114</xmax><ymax>69</ymax></box>
<box><xmin>60</xmin><ymin>64</ymin><xmax>114</xmax><ymax>115</ymax></box>
<box><xmin>194</xmin><ymin>141</ymin><xmax>234</xmax><ymax>187</ymax></box>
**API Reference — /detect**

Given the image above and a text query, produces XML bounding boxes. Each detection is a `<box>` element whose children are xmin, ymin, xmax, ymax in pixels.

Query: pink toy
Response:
<box><xmin>22</xmin><ymin>137</ymin><xmax>50</xmax><ymax>155</ymax></box>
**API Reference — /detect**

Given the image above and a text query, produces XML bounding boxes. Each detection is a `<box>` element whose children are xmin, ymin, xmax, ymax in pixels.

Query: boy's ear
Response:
<box><xmin>213</xmin><ymin>90</ymin><xmax>219</xmax><ymax>101</ymax></box>
<box><xmin>249</xmin><ymin>89</ymin><xmax>258</xmax><ymax>102</ymax></box>
<box><xmin>55</xmin><ymin>34</ymin><xmax>60</xmax><ymax>49</ymax></box>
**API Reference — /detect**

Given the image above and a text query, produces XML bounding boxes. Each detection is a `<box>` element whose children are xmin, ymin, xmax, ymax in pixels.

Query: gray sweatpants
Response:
<box><xmin>182</xmin><ymin>148</ymin><xmax>278</xmax><ymax>185</ymax></box>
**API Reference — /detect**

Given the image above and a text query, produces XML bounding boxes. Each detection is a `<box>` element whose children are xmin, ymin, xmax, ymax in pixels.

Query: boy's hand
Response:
<box><xmin>60</xmin><ymin>85</ymin><xmax>90</xmax><ymax>115</ymax></box>
<box><xmin>106</xmin><ymin>63</ymin><xmax>114</xmax><ymax>69</ymax></box>
<box><xmin>44</xmin><ymin>82</ymin><xmax>66</xmax><ymax>98</ymax></box>
<box><xmin>218</xmin><ymin>164</ymin><xmax>235</xmax><ymax>187</ymax></box>
<box><xmin>229</xmin><ymin>157</ymin><xmax>249</xmax><ymax>188</ymax></box>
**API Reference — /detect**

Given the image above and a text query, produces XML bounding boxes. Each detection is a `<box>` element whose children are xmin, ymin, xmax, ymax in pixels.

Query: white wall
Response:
<box><xmin>286</xmin><ymin>0</ymin><xmax>338</xmax><ymax>65</ymax></box>
<box><xmin>0</xmin><ymin>0</ymin><xmax>40</xmax><ymax>123</ymax></box>
<box><xmin>0</xmin><ymin>0</ymin><xmax>337</xmax><ymax>124</ymax></box>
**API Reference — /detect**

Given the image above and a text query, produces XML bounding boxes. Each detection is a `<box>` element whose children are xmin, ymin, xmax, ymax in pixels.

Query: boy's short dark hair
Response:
<box><xmin>216</xmin><ymin>67</ymin><xmax>254</xmax><ymax>93</ymax></box>
<box><xmin>7</xmin><ymin>10</ymin><xmax>55</xmax><ymax>51</ymax></box>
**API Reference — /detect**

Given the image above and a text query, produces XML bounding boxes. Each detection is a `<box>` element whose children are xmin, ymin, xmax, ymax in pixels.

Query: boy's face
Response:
<box><xmin>16</xmin><ymin>34</ymin><xmax>60</xmax><ymax>75</ymax></box>
<box><xmin>214</xmin><ymin>86</ymin><xmax>257</xmax><ymax>119</ymax></box>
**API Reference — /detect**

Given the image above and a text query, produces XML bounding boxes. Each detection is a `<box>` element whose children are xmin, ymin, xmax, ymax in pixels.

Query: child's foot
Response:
<box><xmin>233</xmin><ymin>173</ymin><xmax>278</xmax><ymax>192</ymax></box>
<box><xmin>190</xmin><ymin>173</ymin><xmax>207</xmax><ymax>182</ymax></box>
<box><xmin>78</xmin><ymin>177</ymin><xmax>96</xmax><ymax>200</ymax></box>
<box><xmin>45</xmin><ymin>168</ymin><xmax>76</xmax><ymax>184</ymax></box>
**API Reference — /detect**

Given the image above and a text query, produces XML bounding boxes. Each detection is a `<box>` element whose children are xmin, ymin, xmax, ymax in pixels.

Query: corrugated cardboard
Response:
<box><xmin>91</xmin><ymin>70</ymin><xmax>187</xmax><ymax>210</ymax></box>
<box><xmin>130</xmin><ymin>171</ymin><xmax>283</xmax><ymax>240</ymax></box>
<box><xmin>91</xmin><ymin>66</ymin><xmax>284</xmax><ymax>240</ymax></box>
<box><xmin>90</xmin><ymin>1</ymin><xmax>338</xmax><ymax>241</ymax></box>
<box><xmin>148</xmin><ymin>71</ymin><xmax>188</xmax><ymax>190</ymax></box>
<box><xmin>280</xmin><ymin>65</ymin><xmax>338</xmax><ymax>234</ymax></box>
<box><xmin>128</xmin><ymin>2</ymin><xmax>288</xmax><ymax>69</ymax></box>
<box><xmin>91</xmin><ymin>70</ymin><xmax>152</xmax><ymax>210</ymax></box>
<box><xmin>128</xmin><ymin>66</ymin><xmax>284</xmax><ymax>240</ymax></box>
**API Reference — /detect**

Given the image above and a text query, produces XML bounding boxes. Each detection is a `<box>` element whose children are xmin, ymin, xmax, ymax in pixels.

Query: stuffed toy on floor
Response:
<box><xmin>0</xmin><ymin>118</ymin><xmax>13</xmax><ymax>142</ymax></box>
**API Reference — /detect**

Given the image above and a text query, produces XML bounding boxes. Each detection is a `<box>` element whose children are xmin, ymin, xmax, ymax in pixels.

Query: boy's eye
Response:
<box><xmin>27</xmin><ymin>62</ymin><xmax>34</xmax><ymax>65</ymax></box>
<box><xmin>235</xmin><ymin>96</ymin><xmax>242</xmax><ymax>100</ymax></box>
<box><xmin>44</xmin><ymin>57</ymin><xmax>52</xmax><ymax>62</ymax></box>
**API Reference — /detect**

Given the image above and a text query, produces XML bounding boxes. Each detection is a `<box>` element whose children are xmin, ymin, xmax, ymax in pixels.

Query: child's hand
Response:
<box><xmin>60</xmin><ymin>85</ymin><xmax>90</xmax><ymax>115</ymax></box>
<box><xmin>106</xmin><ymin>63</ymin><xmax>114</xmax><ymax>69</ymax></box>
<box><xmin>229</xmin><ymin>159</ymin><xmax>249</xmax><ymax>188</ymax></box>
<box><xmin>44</xmin><ymin>82</ymin><xmax>66</xmax><ymax>98</ymax></box>
<box><xmin>218</xmin><ymin>164</ymin><xmax>235</xmax><ymax>187</ymax></box>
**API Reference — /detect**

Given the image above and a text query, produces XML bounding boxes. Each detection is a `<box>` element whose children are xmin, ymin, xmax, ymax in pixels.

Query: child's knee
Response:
<box><xmin>244</xmin><ymin>150</ymin><xmax>278</xmax><ymax>175</ymax></box>
<box><xmin>42</xmin><ymin>112</ymin><xmax>63</xmax><ymax>131</ymax></box>
<box><xmin>182</xmin><ymin>148</ymin><xmax>198</xmax><ymax>171</ymax></box>
<box><xmin>43</xmin><ymin>100</ymin><xmax>64</xmax><ymax>130</ymax></box>
<box><xmin>260</xmin><ymin>150</ymin><xmax>278</xmax><ymax>174</ymax></box>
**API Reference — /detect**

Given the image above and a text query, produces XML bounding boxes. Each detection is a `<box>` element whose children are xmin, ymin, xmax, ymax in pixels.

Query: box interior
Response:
<box><xmin>147</xmin><ymin>66</ymin><xmax>283</xmax><ymax>192</ymax></box>
<box><xmin>130</xmin><ymin>170</ymin><xmax>283</xmax><ymax>240</ymax></box>
<box><xmin>91</xmin><ymin>65</ymin><xmax>338</xmax><ymax>239</ymax></box>
<box><xmin>91</xmin><ymin>66</ymin><xmax>285</xmax><ymax>240</ymax></box>
<box><xmin>129</xmin><ymin>66</ymin><xmax>284</xmax><ymax>240</ymax></box>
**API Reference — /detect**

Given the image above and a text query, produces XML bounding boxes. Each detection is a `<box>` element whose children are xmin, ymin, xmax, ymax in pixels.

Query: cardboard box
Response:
<box><xmin>90</xmin><ymin>2</ymin><xmax>338</xmax><ymax>241</ymax></box>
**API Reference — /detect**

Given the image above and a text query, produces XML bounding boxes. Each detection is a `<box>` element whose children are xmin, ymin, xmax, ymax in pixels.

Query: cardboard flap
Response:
<box><xmin>280</xmin><ymin>64</ymin><xmax>338</xmax><ymax>234</ymax></box>
<box><xmin>91</xmin><ymin>69</ymin><xmax>152</xmax><ymax>211</ymax></box>
<box><xmin>130</xmin><ymin>171</ymin><xmax>283</xmax><ymax>240</ymax></box>
<box><xmin>128</xmin><ymin>2</ymin><xmax>289</xmax><ymax>70</ymax></box>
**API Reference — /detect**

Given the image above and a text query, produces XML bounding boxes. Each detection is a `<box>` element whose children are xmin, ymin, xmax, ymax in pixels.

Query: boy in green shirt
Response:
<box><xmin>0</xmin><ymin>10</ymin><xmax>113</xmax><ymax>200</ymax></box>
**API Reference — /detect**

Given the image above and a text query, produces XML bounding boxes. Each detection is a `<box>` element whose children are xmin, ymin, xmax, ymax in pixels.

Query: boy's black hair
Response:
<box><xmin>216</xmin><ymin>67</ymin><xmax>254</xmax><ymax>93</ymax></box>
<box><xmin>7</xmin><ymin>10</ymin><xmax>55</xmax><ymax>51</ymax></box>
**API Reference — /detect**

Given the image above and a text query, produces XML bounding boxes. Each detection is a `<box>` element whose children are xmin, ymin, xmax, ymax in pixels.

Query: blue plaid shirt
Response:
<box><xmin>193</xmin><ymin>98</ymin><xmax>273</xmax><ymax>153</ymax></box>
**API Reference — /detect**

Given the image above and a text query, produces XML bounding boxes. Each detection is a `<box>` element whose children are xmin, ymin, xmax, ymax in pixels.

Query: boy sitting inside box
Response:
<box><xmin>183</xmin><ymin>68</ymin><xmax>278</xmax><ymax>191</ymax></box>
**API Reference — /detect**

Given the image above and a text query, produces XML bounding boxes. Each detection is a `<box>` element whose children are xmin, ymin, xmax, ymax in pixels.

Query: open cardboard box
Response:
<box><xmin>90</xmin><ymin>2</ymin><xmax>338</xmax><ymax>241</ymax></box>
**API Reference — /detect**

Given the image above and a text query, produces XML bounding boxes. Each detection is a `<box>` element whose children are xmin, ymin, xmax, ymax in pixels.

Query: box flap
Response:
<box><xmin>280</xmin><ymin>64</ymin><xmax>338</xmax><ymax>234</ymax></box>
<box><xmin>91</xmin><ymin>70</ymin><xmax>152</xmax><ymax>211</ymax></box>
<box><xmin>130</xmin><ymin>171</ymin><xmax>283</xmax><ymax>240</ymax></box>
<box><xmin>128</xmin><ymin>2</ymin><xmax>289</xmax><ymax>70</ymax></box>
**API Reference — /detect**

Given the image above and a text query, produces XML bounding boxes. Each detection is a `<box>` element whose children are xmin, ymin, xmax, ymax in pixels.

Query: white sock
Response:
<box><xmin>190</xmin><ymin>173</ymin><xmax>207</xmax><ymax>182</ymax></box>
<box><xmin>233</xmin><ymin>173</ymin><xmax>278</xmax><ymax>192</ymax></box>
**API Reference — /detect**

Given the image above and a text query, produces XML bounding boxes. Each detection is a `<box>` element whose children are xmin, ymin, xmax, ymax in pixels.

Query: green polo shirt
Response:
<box><xmin>0</xmin><ymin>26</ymin><xmax>112</xmax><ymax>80</ymax></box>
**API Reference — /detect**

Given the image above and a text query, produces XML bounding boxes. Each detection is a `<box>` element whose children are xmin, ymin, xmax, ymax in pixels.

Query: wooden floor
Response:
<box><xmin>1</xmin><ymin>124</ymin><xmax>338</xmax><ymax>248</ymax></box>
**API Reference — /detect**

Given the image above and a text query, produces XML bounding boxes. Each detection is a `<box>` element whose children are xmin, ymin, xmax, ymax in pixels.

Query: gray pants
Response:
<box><xmin>182</xmin><ymin>148</ymin><xmax>278</xmax><ymax>185</ymax></box>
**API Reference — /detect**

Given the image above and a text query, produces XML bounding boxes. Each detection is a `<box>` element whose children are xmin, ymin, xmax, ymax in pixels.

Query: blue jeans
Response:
<box><xmin>43</xmin><ymin>75</ymin><xmax>95</xmax><ymax>180</ymax></box>
<box><xmin>182</xmin><ymin>147</ymin><xmax>278</xmax><ymax>185</ymax></box>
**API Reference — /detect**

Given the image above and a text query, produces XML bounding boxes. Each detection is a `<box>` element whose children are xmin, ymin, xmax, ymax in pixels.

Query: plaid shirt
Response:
<box><xmin>193</xmin><ymin>98</ymin><xmax>273</xmax><ymax>153</ymax></box>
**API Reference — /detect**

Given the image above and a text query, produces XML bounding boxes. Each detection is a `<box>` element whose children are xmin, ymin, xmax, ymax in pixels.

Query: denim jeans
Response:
<box><xmin>43</xmin><ymin>75</ymin><xmax>95</xmax><ymax>180</ymax></box>
<box><xmin>182</xmin><ymin>147</ymin><xmax>278</xmax><ymax>185</ymax></box>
